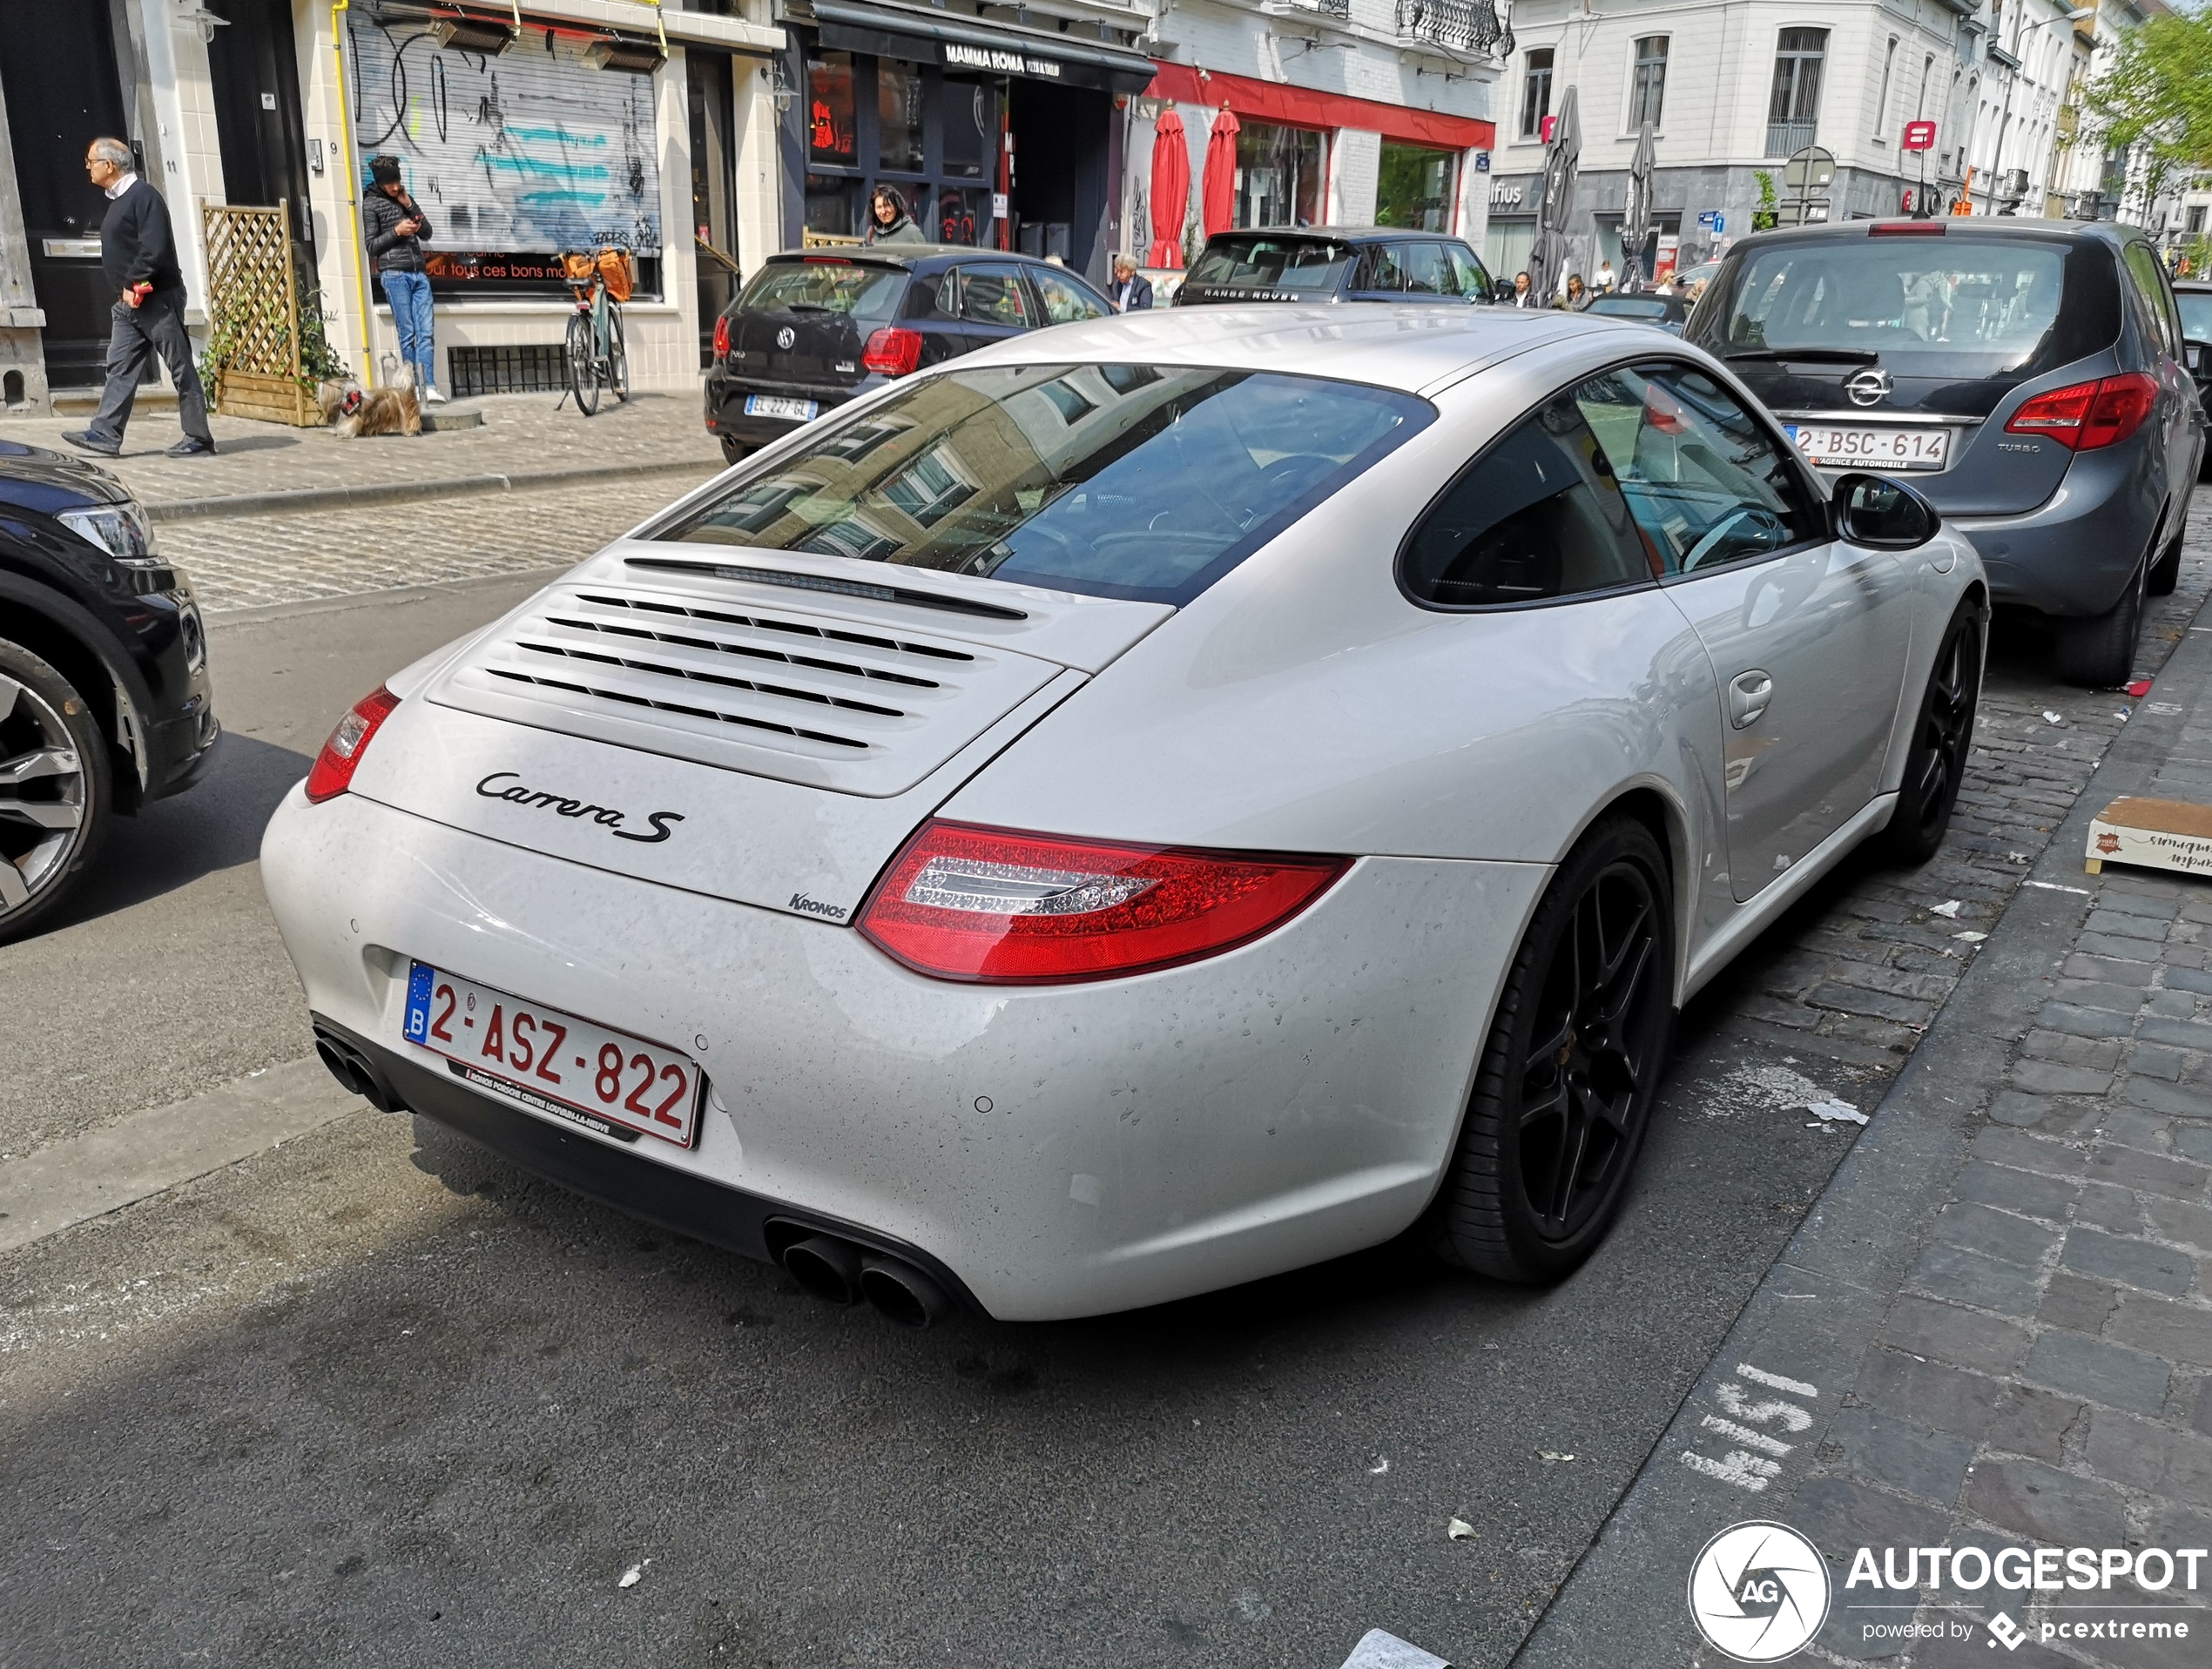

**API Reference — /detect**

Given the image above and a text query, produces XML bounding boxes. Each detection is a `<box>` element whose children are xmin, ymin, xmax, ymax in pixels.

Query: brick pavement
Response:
<box><xmin>0</xmin><ymin>389</ymin><xmax>721</xmax><ymax>515</ymax></box>
<box><xmin>160</xmin><ymin>469</ymin><xmax>719</xmax><ymax>614</ymax></box>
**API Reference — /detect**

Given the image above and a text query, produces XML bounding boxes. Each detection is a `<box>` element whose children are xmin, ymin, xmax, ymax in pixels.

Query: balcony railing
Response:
<box><xmin>1765</xmin><ymin>121</ymin><xmax>1817</xmax><ymax>158</ymax></box>
<box><xmin>1268</xmin><ymin>0</ymin><xmax>1352</xmax><ymax>17</ymax></box>
<box><xmin>1394</xmin><ymin>0</ymin><xmax>1511</xmax><ymax>57</ymax></box>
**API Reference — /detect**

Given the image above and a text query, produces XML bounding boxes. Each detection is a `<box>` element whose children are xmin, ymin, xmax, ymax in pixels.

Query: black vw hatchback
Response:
<box><xmin>0</xmin><ymin>441</ymin><xmax>217</xmax><ymax>939</ymax></box>
<box><xmin>1684</xmin><ymin>219</ymin><xmax>2206</xmax><ymax>685</ymax></box>
<box><xmin>705</xmin><ymin>246</ymin><xmax>1115</xmax><ymax>466</ymax></box>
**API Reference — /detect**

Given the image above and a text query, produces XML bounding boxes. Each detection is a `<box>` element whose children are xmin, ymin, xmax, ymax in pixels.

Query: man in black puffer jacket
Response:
<box><xmin>63</xmin><ymin>136</ymin><xmax>216</xmax><ymax>458</ymax></box>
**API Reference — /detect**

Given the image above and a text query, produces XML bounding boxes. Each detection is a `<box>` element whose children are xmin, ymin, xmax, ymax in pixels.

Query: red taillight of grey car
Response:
<box><xmin>858</xmin><ymin>819</ymin><xmax>1350</xmax><ymax>984</ymax></box>
<box><xmin>2004</xmin><ymin>372</ymin><xmax>2159</xmax><ymax>450</ymax></box>
<box><xmin>304</xmin><ymin>685</ymin><xmax>400</xmax><ymax>803</ymax></box>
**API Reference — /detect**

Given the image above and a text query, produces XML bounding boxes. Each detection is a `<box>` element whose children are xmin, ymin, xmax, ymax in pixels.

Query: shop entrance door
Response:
<box><xmin>208</xmin><ymin>0</ymin><xmax>317</xmax><ymax>257</ymax></box>
<box><xmin>0</xmin><ymin>0</ymin><xmax>132</xmax><ymax>388</ymax></box>
<box><xmin>688</xmin><ymin>49</ymin><xmax>739</xmax><ymax>367</ymax></box>
<box><xmin>1007</xmin><ymin>79</ymin><xmax>1109</xmax><ymax>284</ymax></box>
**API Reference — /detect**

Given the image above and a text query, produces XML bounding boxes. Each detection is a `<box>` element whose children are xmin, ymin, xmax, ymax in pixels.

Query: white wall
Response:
<box><xmin>1331</xmin><ymin>129</ymin><xmax>1381</xmax><ymax>225</ymax></box>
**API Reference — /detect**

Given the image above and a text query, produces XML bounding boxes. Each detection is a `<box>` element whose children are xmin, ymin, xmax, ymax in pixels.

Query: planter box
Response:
<box><xmin>212</xmin><ymin>368</ymin><xmax>322</xmax><ymax>427</ymax></box>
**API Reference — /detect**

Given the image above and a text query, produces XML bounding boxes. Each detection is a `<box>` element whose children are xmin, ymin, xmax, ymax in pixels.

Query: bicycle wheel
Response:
<box><xmin>605</xmin><ymin>305</ymin><xmax>630</xmax><ymax>403</ymax></box>
<box><xmin>564</xmin><ymin>308</ymin><xmax>601</xmax><ymax>416</ymax></box>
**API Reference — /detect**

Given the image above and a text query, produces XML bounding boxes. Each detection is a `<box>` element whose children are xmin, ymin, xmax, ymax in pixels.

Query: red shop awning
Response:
<box><xmin>1143</xmin><ymin>62</ymin><xmax>1494</xmax><ymax>151</ymax></box>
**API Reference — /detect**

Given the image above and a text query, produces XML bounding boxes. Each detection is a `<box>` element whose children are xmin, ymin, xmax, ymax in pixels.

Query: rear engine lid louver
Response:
<box><xmin>431</xmin><ymin>582</ymin><xmax>1062</xmax><ymax>797</ymax></box>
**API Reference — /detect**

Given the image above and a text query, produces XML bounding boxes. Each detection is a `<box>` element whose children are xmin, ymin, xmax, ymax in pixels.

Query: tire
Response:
<box><xmin>0</xmin><ymin>637</ymin><xmax>111</xmax><ymax>945</ymax></box>
<box><xmin>718</xmin><ymin>436</ymin><xmax>754</xmax><ymax>468</ymax></box>
<box><xmin>1426</xmin><ymin>814</ymin><xmax>1676</xmax><ymax>1282</ymax></box>
<box><xmin>564</xmin><ymin>310</ymin><xmax>600</xmax><ymax>417</ymax></box>
<box><xmin>1878</xmin><ymin>600</ymin><xmax>1983</xmax><ymax>867</ymax></box>
<box><xmin>606</xmin><ymin>306</ymin><xmax>630</xmax><ymax>404</ymax></box>
<box><xmin>2052</xmin><ymin>555</ymin><xmax>2145</xmax><ymax>688</ymax></box>
<box><xmin>2148</xmin><ymin>508</ymin><xmax>2185</xmax><ymax>597</ymax></box>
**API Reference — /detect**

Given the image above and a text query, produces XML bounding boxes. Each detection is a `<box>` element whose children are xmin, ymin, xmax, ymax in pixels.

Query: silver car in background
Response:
<box><xmin>1688</xmin><ymin>219</ymin><xmax>2206</xmax><ymax>686</ymax></box>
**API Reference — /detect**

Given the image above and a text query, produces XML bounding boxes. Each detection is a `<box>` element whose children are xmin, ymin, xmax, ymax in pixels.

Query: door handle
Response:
<box><xmin>1728</xmin><ymin>670</ymin><xmax>1774</xmax><ymax>730</ymax></box>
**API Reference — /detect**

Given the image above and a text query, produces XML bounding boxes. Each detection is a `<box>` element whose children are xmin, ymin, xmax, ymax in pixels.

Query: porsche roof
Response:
<box><xmin>957</xmin><ymin>303</ymin><xmax>1627</xmax><ymax>394</ymax></box>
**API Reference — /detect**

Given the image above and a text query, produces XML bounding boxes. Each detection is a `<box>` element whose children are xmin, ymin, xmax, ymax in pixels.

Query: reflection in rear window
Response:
<box><xmin>738</xmin><ymin>259</ymin><xmax>906</xmax><ymax>322</ymax></box>
<box><xmin>656</xmin><ymin>364</ymin><xmax>1433</xmax><ymax>606</ymax></box>
<box><xmin>1716</xmin><ymin>239</ymin><xmax>2072</xmax><ymax>371</ymax></box>
<box><xmin>1187</xmin><ymin>237</ymin><xmax>1357</xmax><ymax>292</ymax></box>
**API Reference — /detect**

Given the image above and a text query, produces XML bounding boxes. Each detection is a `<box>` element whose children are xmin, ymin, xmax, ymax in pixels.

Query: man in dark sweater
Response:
<box><xmin>64</xmin><ymin>137</ymin><xmax>216</xmax><ymax>459</ymax></box>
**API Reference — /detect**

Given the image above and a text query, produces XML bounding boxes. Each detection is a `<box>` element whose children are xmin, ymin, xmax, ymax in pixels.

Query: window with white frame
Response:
<box><xmin>1629</xmin><ymin>37</ymin><xmax>1669</xmax><ymax>130</ymax></box>
<box><xmin>1875</xmin><ymin>37</ymin><xmax>1898</xmax><ymax>143</ymax></box>
<box><xmin>1521</xmin><ymin>48</ymin><xmax>1554</xmax><ymax>139</ymax></box>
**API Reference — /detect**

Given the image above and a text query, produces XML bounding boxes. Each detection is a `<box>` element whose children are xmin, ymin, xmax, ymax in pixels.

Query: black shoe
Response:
<box><xmin>62</xmin><ymin>430</ymin><xmax>121</xmax><ymax>457</ymax></box>
<box><xmin>166</xmin><ymin>436</ymin><xmax>217</xmax><ymax>457</ymax></box>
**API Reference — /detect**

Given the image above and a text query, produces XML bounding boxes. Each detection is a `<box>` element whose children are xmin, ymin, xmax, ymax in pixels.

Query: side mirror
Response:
<box><xmin>1494</xmin><ymin>280</ymin><xmax>1519</xmax><ymax>304</ymax></box>
<box><xmin>2185</xmin><ymin>338</ymin><xmax>2211</xmax><ymax>376</ymax></box>
<box><xmin>1833</xmin><ymin>471</ymin><xmax>1940</xmax><ymax>550</ymax></box>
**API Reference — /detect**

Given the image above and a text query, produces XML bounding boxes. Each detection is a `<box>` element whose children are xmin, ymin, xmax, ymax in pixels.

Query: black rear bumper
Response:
<box><xmin>309</xmin><ymin>1013</ymin><xmax>986</xmax><ymax>1315</ymax></box>
<box><xmin>703</xmin><ymin>369</ymin><xmax>869</xmax><ymax>449</ymax></box>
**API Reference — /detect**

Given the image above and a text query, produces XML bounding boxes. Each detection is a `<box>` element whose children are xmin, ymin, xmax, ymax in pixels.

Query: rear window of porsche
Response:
<box><xmin>655</xmin><ymin>363</ymin><xmax>1433</xmax><ymax>606</ymax></box>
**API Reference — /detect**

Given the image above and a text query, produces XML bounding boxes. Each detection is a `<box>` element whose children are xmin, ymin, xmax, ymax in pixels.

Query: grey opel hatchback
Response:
<box><xmin>1686</xmin><ymin>219</ymin><xmax>2206</xmax><ymax>685</ymax></box>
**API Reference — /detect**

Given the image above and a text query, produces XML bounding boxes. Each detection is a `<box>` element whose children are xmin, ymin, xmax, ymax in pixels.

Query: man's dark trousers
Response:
<box><xmin>87</xmin><ymin>287</ymin><xmax>213</xmax><ymax>448</ymax></box>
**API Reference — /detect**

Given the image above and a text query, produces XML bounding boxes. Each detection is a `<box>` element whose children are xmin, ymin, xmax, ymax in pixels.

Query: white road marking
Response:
<box><xmin>1700</xmin><ymin>1414</ymin><xmax>1793</xmax><ymax>1457</ymax></box>
<box><xmin>2023</xmin><ymin>880</ymin><xmax>2092</xmax><ymax>895</ymax></box>
<box><xmin>1737</xmin><ymin>1360</ymin><xmax>1822</xmax><ymax>1396</ymax></box>
<box><xmin>1715</xmin><ymin>1383</ymin><xmax>1816</xmax><ymax>1430</ymax></box>
<box><xmin>1680</xmin><ymin>1450</ymin><xmax>1782</xmax><ymax>1491</ymax></box>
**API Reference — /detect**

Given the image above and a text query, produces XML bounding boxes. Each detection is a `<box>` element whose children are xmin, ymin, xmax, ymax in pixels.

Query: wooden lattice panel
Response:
<box><xmin>202</xmin><ymin>201</ymin><xmax>313</xmax><ymax>424</ymax></box>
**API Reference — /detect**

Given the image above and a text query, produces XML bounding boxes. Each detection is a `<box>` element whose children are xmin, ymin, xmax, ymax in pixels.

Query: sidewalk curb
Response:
<box><xmin>144</xmin><ymin>454</ymin><xmax>721</xmax><ymax>522</ymax></box>
<box><xmin>1511</xmin><ymin>604</ymin><xmax>2212</xmax><ymax>1667</ymax></box>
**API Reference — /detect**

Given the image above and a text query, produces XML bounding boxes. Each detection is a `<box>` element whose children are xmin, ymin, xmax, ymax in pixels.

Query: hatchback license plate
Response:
<box><xmin>745</xmin><ymin>394</ymin><xmax>818</xmax><ymax>422</ymax></box>
<box><xmin>401</xmin><ymin>962</ymin><xmax>701</xmax><ymax>1147</ymax></box>
<box><xmin>1784</xmin><ymin>423</ymin><xmax>1949</xmax><ymax>471</ymax></box>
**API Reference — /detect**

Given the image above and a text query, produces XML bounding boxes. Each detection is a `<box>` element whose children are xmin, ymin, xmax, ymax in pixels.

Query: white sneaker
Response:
<box><xmin>424</xmin><ymin>386</ymin><xmax>448</xmax><ymax>405</ymax></box>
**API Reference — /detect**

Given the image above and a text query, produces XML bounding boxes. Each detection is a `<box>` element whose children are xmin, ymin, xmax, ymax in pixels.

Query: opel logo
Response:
<box><xmin>776</xmin><ymin>326</ymin><xmax>796</xmax><ymax>350</ymax></box>
<box><xmin>1845</xmin><ymin>367</ymin><xmax>1893</xmax><ymax>407</ymax></box>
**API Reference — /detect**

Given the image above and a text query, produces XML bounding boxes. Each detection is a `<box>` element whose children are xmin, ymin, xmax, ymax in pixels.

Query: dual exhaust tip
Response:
<box><xmin>781</xmin><ymin>1233</ymin><xmax>951</xmax><ymax>1329</ymax></box>
<box><xmin>314</xmin><ymin>1028</ymin><xmax>407</xmax><ymax>1114</ymax></box>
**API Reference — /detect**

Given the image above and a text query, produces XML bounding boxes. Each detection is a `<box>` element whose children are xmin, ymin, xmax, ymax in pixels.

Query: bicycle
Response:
<box><xmin>561</xmin><ymin>246</ymin><xmax>631</xmax><ymax>415</ymax></box>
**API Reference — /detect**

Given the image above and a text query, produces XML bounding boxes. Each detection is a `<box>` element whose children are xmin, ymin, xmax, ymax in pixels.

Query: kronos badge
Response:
<box><xmin>1688</xmin><ymin>1521</ymin><xmax>2208</xmax><ymax>1659</ymax></box>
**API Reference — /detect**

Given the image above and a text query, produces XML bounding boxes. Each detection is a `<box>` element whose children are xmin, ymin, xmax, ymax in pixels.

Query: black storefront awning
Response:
<box><xmin>808</xmin><ymin>0</ymin><xmax>1156</xmax><ymax>94</ymax></box>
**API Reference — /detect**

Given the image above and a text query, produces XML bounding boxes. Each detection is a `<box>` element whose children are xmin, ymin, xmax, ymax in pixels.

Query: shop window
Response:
<box><xmin>806</xmin><ymin>173</ymin><xmax>860</xmax><ymax>236</ymax></box>
<box><xmin>1520</xmin><ymin>48</ymin><xmax>1554</xmax><ymax>140</ymax></box>
<box><xmin>809</xmin><ymin>51</ymin><xmax>857</xmax><ymax>165</ymax></box>
<box><xmin>879</xmin><ymin>57</ymin><xmax>925</xmax><ymax>174</ymax></box>
<box><xmin>944</xmin><ymin>80</ymin><xmax>993</xmax><ymax>180</ymax></box>
<box><xmin>1235</xmin><ymin>122</ymin><xmax>1325</xmax><ymax>230</ymax></box>
<box><xmin>936</xmin><ymin>186</ymin><xmax>988</xmax><ymax>246</ymax></box>
<box><xmin>1629</xmin><ymin>37</ymin><xmax>1668</xmax><ymax>130</ymax></box>
<box><xmin>1376</xmin><ymin>144</ymin><xmax>1458</xmax><ymax>232</ymax></box>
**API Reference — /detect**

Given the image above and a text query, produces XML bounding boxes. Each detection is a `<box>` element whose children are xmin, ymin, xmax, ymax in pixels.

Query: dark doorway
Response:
<box><xmin>0</xmin><ymin>0</ymin><xmax>132</xmax><ymax>387</ymax></box>
<box><xmin>687</xmin><ymin>49</ymin><xmax>738</xmax><ymax>368</ymax></box>
<box><xmin>1007</xmin><ymin>80</ymin><xmax>1109</xmax><ymax>285</ymax></box>
<box><xmin>208</xmin><ymin>0</ymin><xmax>315</xmax><ymax>255</ymax></box>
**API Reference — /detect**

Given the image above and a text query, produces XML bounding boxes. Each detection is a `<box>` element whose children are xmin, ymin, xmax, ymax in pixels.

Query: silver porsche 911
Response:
<box><xmin>265</xmin><ymin>306</ymin><xmax>1984</xmax><ymax>1322</ymax></box>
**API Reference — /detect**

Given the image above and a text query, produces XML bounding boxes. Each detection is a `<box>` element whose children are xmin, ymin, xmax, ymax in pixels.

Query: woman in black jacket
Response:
<box><xmin>362</xmin><ymin>155</ymin><xmax>445</xmax><ymax>403</ymax></box>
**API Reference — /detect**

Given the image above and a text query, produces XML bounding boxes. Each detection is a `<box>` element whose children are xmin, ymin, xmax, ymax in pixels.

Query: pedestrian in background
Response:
<box><xmin>865</xmin><ymin>186</ymin><xmax>925</xmax><ymax>246</ymax></box>
<box><xmin>363</xmin><ymin>155</ymin><xmax>445</xmax><ymax>404</ymax></box>
<box><xmin>63</xmin><ymin>137</ymin><xmax>216</xmax><ymax>459</ymax></box>
<box><xmin>1511</xmin><ymin>271</ymin><xmax>1535</xmax><ymax>307</ymax></box>
<box><xmin>1595</xmin><ymin>259</ymin><xmax>1616</xmax><ymax>293</ymax></box>
<box><xmin>1559</xmin><ymin>273</ymin><xmax>1590</xmax><ymax>310</ymax></box>
<box><xmin>1109</xmin><ymin>254</ymin><xmax>1153</xmax><ymax>312</ymax></box>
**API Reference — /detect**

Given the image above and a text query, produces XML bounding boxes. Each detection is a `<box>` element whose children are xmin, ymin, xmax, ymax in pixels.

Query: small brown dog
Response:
<box><xmin>319</xmin><ymin>367</ymin><xmax>421</xmax><ymax>438</ymax></box>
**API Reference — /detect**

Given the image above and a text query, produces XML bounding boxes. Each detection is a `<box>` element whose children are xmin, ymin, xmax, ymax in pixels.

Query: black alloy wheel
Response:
<box><xmin>1427</xmin><ymin>815</ymin><xmax>1676</xmax><ymax>1282</ymax></box>
<box><xmin>1878</xmin><ymin>600</ymin><xmax>1983</xmax><ymax>866</ymax></box>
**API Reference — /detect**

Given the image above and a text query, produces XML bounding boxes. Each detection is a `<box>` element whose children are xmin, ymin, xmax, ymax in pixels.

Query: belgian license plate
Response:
<box><xmin>1785</xmin><ymin>423</ymin><xmax>1950</xmax><ymax>471</ymax></box>
<box><xmin>745</xmin><ymin>394</ymin><xmax>818</xmax><ymax>422</ymax></box>
<box><xmin>401</xmin><ymin>961</ymin><xmax>701</xmax><ymax>1147</ymax></box>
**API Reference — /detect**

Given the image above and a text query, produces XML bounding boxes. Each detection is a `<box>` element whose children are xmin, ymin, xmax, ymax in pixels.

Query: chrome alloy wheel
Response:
<box><xmin>0</xmin><ymin>671</ymin><xmax>89</xmax><ymax>919</ymax></box>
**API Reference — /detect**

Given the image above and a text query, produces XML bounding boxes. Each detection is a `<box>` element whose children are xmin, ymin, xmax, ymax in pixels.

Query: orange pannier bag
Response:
<box><xmin>562</xmin><ymin>252</ymin><xmax>597</xmax><ymax>284</ymax></box>
<box><xmin>597</xmin><ymin>247</ymin><xmax>634</xmax><ymax>303</ymax></box>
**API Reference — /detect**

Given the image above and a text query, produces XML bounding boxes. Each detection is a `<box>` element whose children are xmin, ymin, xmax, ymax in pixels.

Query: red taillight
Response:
<box><xmin>862</xmin><ymin>326</ymin><xmax>925</xmax><ymax>377</ymax></box>
<box><xmin>857</xmin><ymin>820</ymin><xmax>1350</xmax><ymax>985</ymax></box>
<box><xmin>2006</xmin><ymin>372</ymin><xmax>2158</xmax><ymax>450</ymax></box>
<box><xmin>712</xmin><ymin>314</ymin><xmax>730</xmax><ymax>359</ymax></box>
<box><xmin>305</xmin><ymin>685</ymin><xmax>400</xmax><ymax>804</ymax></box>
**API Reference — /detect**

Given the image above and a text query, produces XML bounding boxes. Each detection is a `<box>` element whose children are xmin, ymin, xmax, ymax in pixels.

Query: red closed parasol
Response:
<box><xmin>1147</xmin><ymin>111</ymin><xmax>1190</xmax><ymax>268</ymax></box>
<box><xmin>1200</xmin><ymin>107</ymin><xmax>1240</xmax><ymax>237</ymax></box>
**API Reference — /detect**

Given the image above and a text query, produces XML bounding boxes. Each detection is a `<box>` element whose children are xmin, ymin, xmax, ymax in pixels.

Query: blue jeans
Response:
<box><xmin>380</xmin><ymin>270</ymin><xmax>436</xmax><ymax>392</ymax></box>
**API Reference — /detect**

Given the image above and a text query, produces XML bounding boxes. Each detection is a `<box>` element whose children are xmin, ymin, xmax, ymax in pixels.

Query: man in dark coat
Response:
<box><xmin>64</xmin><ymin>136</ymin><xmax>216</xmax><ymax>458</ymax></box>
<box><xmin>1109</xmin><ymin>254</ymin><xmax>1154</xmax><ymax>313</ymax></box>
